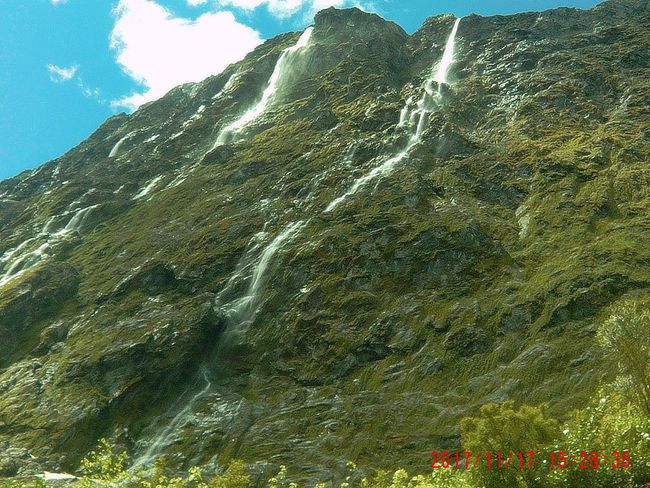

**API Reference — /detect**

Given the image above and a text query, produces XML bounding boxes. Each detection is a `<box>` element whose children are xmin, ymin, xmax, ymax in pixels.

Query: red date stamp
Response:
<box><xmin>549</xmin><ymin>451</ymin><xmax>631</xmax><ymax>469</ymax></box>
<box><xmin>431</xmin><ymin>451</ymin><xmax>632</xmax><ymax>470</ymax></box>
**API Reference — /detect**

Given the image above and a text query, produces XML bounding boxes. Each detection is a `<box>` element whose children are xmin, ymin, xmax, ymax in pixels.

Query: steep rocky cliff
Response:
<box><xmin>1</xmin><ymin>0</ymin><xmax>649</xmax><ymax>482</ymax></box>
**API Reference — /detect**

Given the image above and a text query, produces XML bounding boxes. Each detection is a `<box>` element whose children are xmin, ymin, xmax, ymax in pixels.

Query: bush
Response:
<box><xmin>200</xmin><ymin>460</ymin><xmax>250</xmax><ymax>488</ymax></box>
<box><xmin>75</xmin><ymin>439</ymin><xmax>251</xmax><ymax>488</ymax></box>
<box><xmin>139</xmin><ymin>458</ymin><xmax>185</xmax><ymax>488</ymax></box>
<box><xmin>559</xmin><ymin>388</ymin><xmax>650</xmax><ymax>487</ymax></box>
<box><xmin>359</xmin><ymin>467</ymin><xmax>472</xmax><ymax>488</ymax></box>
<box><xmin>460</xmin><ymin>401</ymin><xmax>561</xmax><ymax>488</ymax></box>
<box><xmin>597</xmin><ymin>300</ymin><xmax>650</xmax><ymax>415</ymax></box>
<box><xmin>79</xmin><ymin>438</ymin><xmax>129</xmax><ymax>483</ymax></box>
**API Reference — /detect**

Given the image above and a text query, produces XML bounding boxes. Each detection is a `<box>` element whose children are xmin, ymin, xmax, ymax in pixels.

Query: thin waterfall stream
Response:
<box><xmin>132</xmin><ymin>221</ymin><xmax>305</xmax><ymax>465</ymax></box>
<box><xmin>133</xmin><ymin>369</ymin><xmax>212</xmax><ymax>469</ymax></box>
<box><xmin>212</xmin><ymin>28</ymin><xmax>314</xmax><ymax>149</ymax></box>
<box><xmin>0</xmin><ymin>203</ymin><xmax>100</xmax><ymax>288</ymax></box>
<box><xmin>325</xmin><ymin>17</ymin><xmax>462</xmax><ymax>212</ymax></box>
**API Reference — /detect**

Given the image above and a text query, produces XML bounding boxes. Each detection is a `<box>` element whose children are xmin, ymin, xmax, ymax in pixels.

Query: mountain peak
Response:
<box><xmin>594</xmin><ymin>0</ymin><xmax>650</xmax><ymax>16</ymax></box>
<box><xmin>314</xmin><ymin>6</ymin><xmax>381</xmax><ymax>25</ymax></box>
<box><xmin>313</xmin><ymin>6</ymin><xmax>407</xmax><ymax>37</ymax></box>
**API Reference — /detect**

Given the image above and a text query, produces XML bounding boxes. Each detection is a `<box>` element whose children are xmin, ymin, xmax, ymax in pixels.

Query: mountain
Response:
<box><xmin>1</xmin><ymin>0</ymin><xmax>649</xmax><ymax>483</ymax></box>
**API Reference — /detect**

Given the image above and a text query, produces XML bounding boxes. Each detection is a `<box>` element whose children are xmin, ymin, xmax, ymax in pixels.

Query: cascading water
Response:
<box><xmin>0</xmin><ymin>203</ymin><xmax>101</xmax><ymax>287</ymax></box>
<box><xmin>212</xmin><ymin>72</ymin><xmax>240</xmax><ymax>100</ymax></box>
<box><xmin>133</xmin><ymin>18</ymin><xmax>462</xmax><ymax>466</ymax></box>
<box><xmin>133</xmin><ymin>176</ymin><xmax>164</xmax><ymax>200</ymax></box>
<box><xmin>212</xmin><ymin>27</ymin><xmax>314</xmax><ymax>149</ymax></box>
<box><xmin>133</xmin><ymin>369</ymin><xmax>212</xmax><ymax>469</ymax></box>
<box><xmin>133</xmin><ymin>220</ymin><xmax>304</xmax><ymax>466</ymax></box>
<box><xmin>325</xmin><ymin>17</ymin><xmax>462</xmax><ymax>212</ymax></box>
<box><xmin>434</xmin><ymin>18</ymin><xmax>461</xmax><ymax>86</ymax></box>
<box><xmin>61</xmin><ymin>205</ymin><xmax>99</xmax><ymax>233</ymax></box>
<box><xmin>0</xmin><ymin>242</ymin><xmax>50</xmax><ymax>288</ymax></box>
<box><xmin>109</xmin><ymin>131</ymin><xmax>136</xmax><ymax>158</ymax></box>
<box><xmin>217</xmin><ymin>220</ymin><xmax>305</xmax><ymax>330</ymax></box>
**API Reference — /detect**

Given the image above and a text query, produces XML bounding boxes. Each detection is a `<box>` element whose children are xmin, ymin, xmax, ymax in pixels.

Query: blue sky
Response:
<box><xmin>0</xmin><ymin>0</ymin><xmax>602</xmax><ymax>181</ymax></box>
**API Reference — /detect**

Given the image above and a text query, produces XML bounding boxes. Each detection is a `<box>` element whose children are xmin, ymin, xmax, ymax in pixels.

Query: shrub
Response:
<box><xmin>76</xmin><ymin>440</ymin><xmax>250</xmax><ymax>488</ymax></box>
<box><xmin>460</xmin><ymin>401</ymin><xmax>561</xmax><ymax>487</ymax></box>
<box><xmin>559</xmin><ymin>388</ymin><xmax>650</xmax><ymax>487</ymax></box>
<box><xmin>139</xmin><ymin>458</ymin><xmax>185</xmax><ymax>488</ymax></box>
<box><xmin>79</xmin><ymin>438</ymin><xmax>129</xmax><ymax>483</ymax></box>
<box><xmin>597</xmin><ymin>300</ymin><xmax>650</xmax><ymax>415</ymax></box>
<box><xmin>205</xmin><ymin>460</ymin><xmax>250</xmax><ymax>488</ymax></box>
<box><xmin>359</xmin><ymin>467</ymin><xmax>472</xmax><ymax>488</ymax></box>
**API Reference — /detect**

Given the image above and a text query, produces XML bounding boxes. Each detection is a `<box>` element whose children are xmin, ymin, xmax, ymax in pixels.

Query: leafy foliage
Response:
<box><xmin>79</xmin><ymin>438</ymin><xmax>129</xmax><ymax>482</ymax></box>
<box><xmin>460</xmin><ymin>401</ymin><xmax>561</xmax><ymax>487</ymax></box>
<box><xmin>597</xmin><ymin>300</ymin><xmax>650</xmax><ymax>415</ymax></box>
<box><xmin>558</xmin><ymin>389</ymin><xmax>650</xmax><ymax>487</ymax></box>
<box><xmin>200</xmin><ymin>461</ymin><xmax>251</xmax><ymax>488</ymax></box>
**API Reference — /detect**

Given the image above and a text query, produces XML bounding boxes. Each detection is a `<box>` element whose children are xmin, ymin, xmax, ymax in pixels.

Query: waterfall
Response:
<box><xmin>132</xmin><ymin>29</ymin><xmax>318</xmax><ymax>466</ymax></box>
<box><xmin>218</xmin><ymin>220</ymin><xmax>305</xmax><ymax>328</ymax></box>
<box><xmin>0</xmin><ymin>237</ymin><xmax>38</xmax><ymax>266</ymax></box>
<box><xmin>435</xmin><ymin>18</ymin><xmax>462</xmax><ymax>85</ymax></box>
<box><xmin>212</xmin><ymin>72</ymin><xmax>240</xmax><ymax>100</ymax></box>
<box><xmin>0</xmin><ymin>241</ymin><xmax>50</xmax><ymax>288</ymax></box>
<box><xmin>325</xmin><ymin>150</ymin><xmax>410</xmax><ymax>212</ymax></box>
<box><xmin>325</xmin><ymin>17</ymin><xmax>462</xmax><ymax>212</ymax></box>
<box><xmin>109</xmin><ymin>131</ymin><xmax>136</xmax><ymax>158</ymax></box>
<box><xmin>133</xmin><ymin>370</ymin><xmax>212</xmax><ymax>469</ymax></box>
<box><xmin>0</xmin><ymin>202</ymin><xmax>103</xmax><ymax>288</ymax></box>
<box><xmin>133</xmin><ymin>220</ymin><xmax>304</xmax><ymax>467</ymax></box>
<box><xmin>133</xmin><ymin>176</ymin><xmax>164</xmax><ymax>200</ymax></box>
<box><xmin>212</xmin><ymin>27</ymin><xmax>314</xmax><ymax>148</ymax></box>
<box><xmin>62</xmin><ymin>205</ymin><xmax>99</xmax><ymax>233</ymax></box>
<box><xmin>132</xmin><ymin>18</ymin><xmax>463</xmax><ymax>465</ymax></box>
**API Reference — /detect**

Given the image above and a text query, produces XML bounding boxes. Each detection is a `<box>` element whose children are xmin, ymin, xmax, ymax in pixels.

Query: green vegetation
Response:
<box><xmin>460</xmin><ymin>402</ymin><xmax>560</xmax><ymax>488</ymax></box>
<box><xmin>1</xmin><ymin>1</ymin><xmax>650</xmax><ymax>483</ymax></box>
<box><xmin>78</xmin><ymin>438</ymin><xmax>129</xmax><ymax>483</ymax></box>
<box><xmin>3</xmin><ymin>383</ymin><xmax>647</xmax><ymax>487</ymax></box>
<box><xmin>597</xmin><ymin>300</ymin><xmax>650</xmax><ymax>415</ymax></box>
<box><xmin>4</xmin><ymin>297</ymin><xmax>648</xmax><ymax>487</ymax></box>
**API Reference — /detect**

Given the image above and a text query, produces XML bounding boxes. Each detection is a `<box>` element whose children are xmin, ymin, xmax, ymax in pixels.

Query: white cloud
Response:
<box><xmin>187</xmin><ymin>0</ymin><xmax>208</xmax><ymax>5</ymax></box>
<box><xmin>110</xmin><ymin>0</ymin><xmax>262</xmax><ymax>110</ymax></box>
<box><xmin>50</xmin><ymin>0</ymin><xmax>68</xmax><ymax>4</ymax></box>
<box><xmin>47</xmin><ymin>64</ymin><xmax>79</xmax><ymax>83</ymax></box>
<box><xmin>214</xmin><ymin>0</ymin><xmax>367</xmax><ymax>20</ymax></box>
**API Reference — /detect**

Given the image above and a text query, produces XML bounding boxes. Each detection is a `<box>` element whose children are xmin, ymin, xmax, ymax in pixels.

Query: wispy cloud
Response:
<box><xmin>78</xmin><ymin>80</ymin><xmax>102</xmax><ymax>100</ymax></box>
<box><xmin>50</xmin><ymin>0</ymin><xmax>69</xmax><ymax>4</ymax></box>
<box><xmin>186</xmin><ymin>0</ymin><xmax>208</xmax><ymax>5</ymax></box>
<box><xmin>47</xmin><ymin>64</ymin><xmax>79</xmax><ymax>83</ymax></box>
<box><xmin>46</xmin><ymin>63</ymin><xmax>104</xmax><ymax>102</ymax></box>
<box><xmin>110</xmin><ymin>0</ymin><xmax>262</xmax><ymax>111</ymax></box>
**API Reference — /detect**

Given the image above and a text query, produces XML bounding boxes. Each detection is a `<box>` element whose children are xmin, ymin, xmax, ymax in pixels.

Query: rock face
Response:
<box><xmin>1</xmin><ymin>0</ymin><xmax>650</xmax><ymax>482</ymax></box>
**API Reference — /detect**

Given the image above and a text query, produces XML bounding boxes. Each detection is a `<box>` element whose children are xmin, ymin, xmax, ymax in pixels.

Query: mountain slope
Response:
<box><xmin>1</xmin><ymin>0</ymin><xmax>649</xmax><ymax>481</ymax></box>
